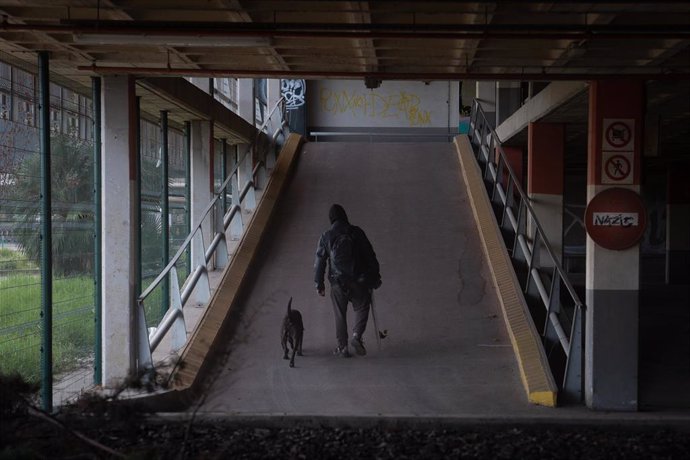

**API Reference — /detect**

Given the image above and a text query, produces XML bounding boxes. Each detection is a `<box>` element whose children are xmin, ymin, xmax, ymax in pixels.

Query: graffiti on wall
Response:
<box><xmin>281</xmin><ymin>79</ymin><xmax>306</xmax><ymax>111</ymax></box>
<box><xmin>319</xmin><ymin>88</ymin><xmax>432</xmax><ymax>126</ymax></box>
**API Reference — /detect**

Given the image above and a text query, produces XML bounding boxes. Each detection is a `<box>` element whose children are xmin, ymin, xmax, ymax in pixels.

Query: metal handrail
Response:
<box><xmin>136</xmin><ymin>96</ymin><xmax>288</xmax><ymax>372</ymax></box>
<box><xmin>468</xmin><ymin>99</ymin><xmax>585</xmax><ymax>403</ymax></box>
<box><xmin>309</xmin><ymin>130</ymin><xmax>459</xmax><ymax>142</ymax></box>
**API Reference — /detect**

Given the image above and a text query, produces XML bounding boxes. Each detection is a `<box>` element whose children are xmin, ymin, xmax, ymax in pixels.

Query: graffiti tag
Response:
<box><xmin>593</xmin><ymin>212</ymin><xmax>639</xmax><ymax>227</ymax></box>
<box><xmin>319</xmin><ymin>88</ymin><xmax>432</xmax><ymax>126</ymax></box>
<box><xmin>281</xmin><ymin>79</ymin><xmax>306</xmax><ymax>110</ymax></box>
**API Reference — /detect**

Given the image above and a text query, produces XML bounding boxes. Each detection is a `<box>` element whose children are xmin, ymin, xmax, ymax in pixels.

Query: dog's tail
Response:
<box><xmin>287</xmin><ymin>297</ymin><xmax>293</xmax><ymax>314</ymax></box>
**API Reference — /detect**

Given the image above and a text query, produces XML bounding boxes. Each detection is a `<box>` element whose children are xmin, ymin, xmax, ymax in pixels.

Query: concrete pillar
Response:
<box><xmin>528</xmin><ymin>123</ymin><xmax>565</xmax><ymax>265</ymax></box>
<box><xmin>238</xmin><ymin>141</ymin><xmax>256</xmax><ymax>211</ymax></box>
<box><xmin>265</xmin><ymin>79</ymin><xmax>282</xmax><ymax>137</ymax></box>
<box><xmin>101</xmin><ymin>75</ymin><xmax>137</xmax><ymax>387</ymax></box>
<box><xmin>237</xmin><ymin>78</ymin><xmax>255</xmax><ymax>126</ymax></box>
<box><xmin>189</xmin><ymin>119</ymin><xmax>213</xmax><ymax>282</ymax></box>
<box><xmin>585</xmin><ymin>80</ymin><xmax>644</xmax><ymax>411</ymax></box>
<box><xmin>448</xmin><ymin>80</ymin><xmax>461</xmax><ymax>130</ymax></box>
<box><xmin>666</xmin><ymin>167</ymin><xmax>690</xmax><ymax>284</ymax></box>
<box><xmin>267</xmin><ymin>79</ymin><xmax>281</xmax><ymax>113</ymax></box>
<box><xmin>476</xmin><ymin>81</ymin><xmax>496</xmax><ymax>128</ymax></box>
<box><xmin>229</xmin><ymin>143</ymin><xmax>242</xmax><ymax>239</ymax></box>
<box><xmin>496</xmin><ymin>81</ymin><xmax>522</xmax><ymax>126</ymax></box>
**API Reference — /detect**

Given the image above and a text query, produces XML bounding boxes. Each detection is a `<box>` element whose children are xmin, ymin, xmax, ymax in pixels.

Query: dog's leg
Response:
<box><xmin>282</xmin><ymin>330</ymin><xmax>289</xmax><ymax>360</ymax></box>
<box><xmin>297</xmin><ymin>331</ymin><xmax>303</xmax><ymax>356</ymax></box>
<box><xmin>289</xmin><ymin>337</ymin><xmax>297</xmax><ymax>367</ymax></box>
<box><xmin>289</xmin><ymin>346</ymin><xmax>296</xmax><ymax>367</ymax></box>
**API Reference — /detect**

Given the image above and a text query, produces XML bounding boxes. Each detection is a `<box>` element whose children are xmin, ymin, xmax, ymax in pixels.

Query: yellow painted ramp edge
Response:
<box><xmin>173</xmin><ymin>133</ymin><xmax>304</xmax><ymax>393</ymax></box>
<box><xmin>454</xmin><ymin>135</ymin><xmax>558</xmax><ymax>407</ymax></box>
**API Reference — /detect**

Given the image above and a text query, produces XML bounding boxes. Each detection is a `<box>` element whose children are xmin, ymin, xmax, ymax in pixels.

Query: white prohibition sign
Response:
<box><xmin>602</xmin><ymin>118</ymin><xmax>635</xmax><ymax>151</ymax></box>
<box><xmin>605</xmin><ymin>154</ymin><xmax>631</xmax><ymax>181</ymax></box>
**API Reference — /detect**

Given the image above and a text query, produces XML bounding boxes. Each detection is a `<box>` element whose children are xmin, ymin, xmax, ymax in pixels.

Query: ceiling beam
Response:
<box><xmin>76</xmin><ymin>64</ymin><xmax>690</xmax><ymax>81</ymax></box>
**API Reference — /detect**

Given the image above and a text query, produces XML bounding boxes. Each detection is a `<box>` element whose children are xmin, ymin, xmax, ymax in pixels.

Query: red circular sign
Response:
<box><xmin>606</xmin><ymin>121</ymin><xmax>632</xmax><ymax>148</ymax></box>
<box><xmin>585</xmin><ymin>188</ymin><xmax>647</xmax><ymax>250</ymax></box>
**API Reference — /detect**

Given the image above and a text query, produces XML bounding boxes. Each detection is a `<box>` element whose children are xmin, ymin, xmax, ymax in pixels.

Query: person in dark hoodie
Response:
<box><xmin>314</xmin><ymin>204</ymin><xmax>381</xmax><ymax>357</ymax></box>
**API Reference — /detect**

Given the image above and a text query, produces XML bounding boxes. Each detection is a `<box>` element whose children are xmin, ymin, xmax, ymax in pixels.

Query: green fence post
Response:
<box><xmin>135</xmin><ymin>97</ymin><xmax>142</xmax><ymax>297</ymax></box>
<box><xmin>38</xmin><ymin>51</ymin><xmax>53</xmax><ymax>412</ymax></box>
<box><xmin>92</xmin><ymin>77</ymin><xmax>102</xmax><ymax>385</ymax></box>
<box><xmin>184</xmin><ymin>121</ymin><xmax>191</xmax><ymax>277</ymax></box>
<box><xmin>221</xmin><ymin>138</ymin><xmax>227</xmax><ymax>213</ymax></box>
<box><xmin>160</xmin><ymin>110</ymin><xmax>170</xmax><ymax>317</ymax></box>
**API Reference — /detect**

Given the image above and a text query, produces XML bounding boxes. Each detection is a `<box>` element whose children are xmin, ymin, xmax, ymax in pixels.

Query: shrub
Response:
<box><xmin>11</xmin><ymin>134</ymin><xmax>94</xmax><ymax>276</ymax></box>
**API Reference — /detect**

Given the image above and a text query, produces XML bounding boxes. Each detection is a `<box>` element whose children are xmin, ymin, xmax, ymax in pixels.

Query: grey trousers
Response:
<box><xmin>330</xmin><ymin>281</ymin><xmax>371</xmax><ymax>348</ymax></box>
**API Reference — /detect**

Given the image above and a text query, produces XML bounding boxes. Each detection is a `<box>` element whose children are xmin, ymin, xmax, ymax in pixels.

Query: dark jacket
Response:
<box><xmin>314</xmin><ymin>220</ymin><xmax>380</xmax><ymax>290</ymax></box>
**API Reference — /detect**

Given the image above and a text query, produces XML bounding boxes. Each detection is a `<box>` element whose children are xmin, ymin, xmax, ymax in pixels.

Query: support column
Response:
<box><xmin>666</xmin><ymin>167</ymin><xmax>690</xmax><ymax>284</ymax></box>
<box><xmin>528</xmin><ymin>122</ymin><xmax>565</xmax><ymax>265</ymax></box>
<box><xmin>496</xmin><ymin>81</ymin><xmax>522</xmax><ymax>126</ymax></box>
<box><xmin>221</xmin><ymin>138</ymin><xmax>228</xmax><ymax>213</ymax></box>
<box><xmin>229</xmin><ymin>144</ymin><xmax>242</xmax><ymax>239</ymax></box>
<box><xmin>476</xmin><ymin>81</ymin><xmax>497</xmax><ymax>128</ymax></box>
<box><xmin>266</xmin><ymin>79</ymin><xmax>281</xmax><ymax>138</ymax></box>
<box><xmin>190</xmin><ymin>119</ymin><xmax>212</xmax><ymax>261</ymax></box>
<box><xmin>101</xmin><ymin>75</ymin><xmax>137</xmax><ymax>388</ymax></box>
<box><xmin>267</xmin><ymin>78</ymin><xmax>281</xmax><ymax>110</ymax></box>
<box><xmin>585</xmin><ymin>80</ymin><xmax>644</xmax><ymax>411</ymax></box>
<box><xmin>238</xmin><ymin>78</ymin><xmax>255</xmax><ymax>126</ymax></box>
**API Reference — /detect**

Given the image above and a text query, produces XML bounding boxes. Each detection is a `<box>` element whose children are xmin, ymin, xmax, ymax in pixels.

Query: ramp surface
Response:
<box><xmin>197</xmin><ymin>142</ymin><xmax>551</xmax><ymax>417</ymax></box>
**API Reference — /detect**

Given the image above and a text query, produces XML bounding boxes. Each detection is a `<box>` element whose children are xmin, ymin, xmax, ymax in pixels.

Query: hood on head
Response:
<box><xmin>329</xmin><ymin>204</ymin><xmax>349</xmax><ymax>224</ymax></box>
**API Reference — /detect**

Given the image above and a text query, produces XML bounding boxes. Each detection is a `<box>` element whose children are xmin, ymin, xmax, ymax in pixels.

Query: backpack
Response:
<box><xmin>330</xmin><ymin>227</ymin><xmax>357</xmax><ymax>283</ymax></box>
<box><xmin>330</xmin><ymin>225</ymin><xmax>381</xmax><ymax>289</ymax></box>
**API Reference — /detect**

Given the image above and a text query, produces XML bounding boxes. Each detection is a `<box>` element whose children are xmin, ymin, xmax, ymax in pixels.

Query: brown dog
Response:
<box><xmin>281</xmin><ymin>297</ymin><xmax>304</xmax><ymax>367</ymax></box>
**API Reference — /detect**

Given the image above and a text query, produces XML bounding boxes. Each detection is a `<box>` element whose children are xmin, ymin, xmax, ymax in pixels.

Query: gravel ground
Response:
<box><xmin>3</xmin><ymin>410</ymin><xmax>690</xmax><ymax>459</ymax></box>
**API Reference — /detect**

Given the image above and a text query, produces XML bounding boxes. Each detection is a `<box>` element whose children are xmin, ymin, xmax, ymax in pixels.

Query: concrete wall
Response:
<box><xmin>308</xmin><ymin>80</ymin><xmax>460</xmax><ymax>133</ymax></box>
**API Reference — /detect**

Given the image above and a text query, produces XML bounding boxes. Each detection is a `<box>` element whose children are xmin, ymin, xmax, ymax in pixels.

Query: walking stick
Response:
<box><xmin>369</xmin><ymin>290</ymin><xmax>387</xmax><ymax>351</ymax></box>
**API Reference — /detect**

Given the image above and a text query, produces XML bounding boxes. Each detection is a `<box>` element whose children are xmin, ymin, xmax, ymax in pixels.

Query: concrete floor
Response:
<box><xmin>193</xmin><ymin>141</ymin><xmax>690</xmax><ymax>421</ymax></box>
<box><xmin>195</xmin><ymin>142</ymin><xmax>546</xmax><ymax>417</ymax></box>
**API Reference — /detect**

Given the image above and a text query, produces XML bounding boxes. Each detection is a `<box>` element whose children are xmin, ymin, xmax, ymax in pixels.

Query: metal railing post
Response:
<box><xmin>563</xmin><ymin>305</ymin><xmax>584</xmax><ymax>402</ymax></box>
<box><xmin>214</xmin><ymin>198</ymin><xmax>229</xmax><ymax>269</ymax></box>
<box><xmin>136</xmin><ymin>303</ymin><xmax>153</xmax><ymax>372</ymax></box>
<box><xmin>241</xmin><ymin>145</ymin><xmax>257</xmax><ymax>212</ymax></box>
<box><xmin>191</xmin><ymin>231</ymin><xmax>211</xmax><ymax>305</ymax></box>
<box><xmin>543</xmin><ymin>267</ymin><xmax>562</xmax><ymax>345</ymax></box>
<box><xmin>168</xmin><ymin>266</ymin><xmax>187</xmax><ymax>351</ymax></box>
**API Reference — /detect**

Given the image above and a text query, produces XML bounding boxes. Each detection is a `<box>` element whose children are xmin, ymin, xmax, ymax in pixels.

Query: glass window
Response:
<box><xmin>0</xmin><ymin>91</ymin><xmax>9</xmax><ymax>119</ymax></box>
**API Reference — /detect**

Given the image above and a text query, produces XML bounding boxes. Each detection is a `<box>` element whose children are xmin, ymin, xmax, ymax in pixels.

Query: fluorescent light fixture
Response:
<box><xmin>73</xmin><ymin>33</ymin><xmax>271</xmax><ymax>47</ymax></box>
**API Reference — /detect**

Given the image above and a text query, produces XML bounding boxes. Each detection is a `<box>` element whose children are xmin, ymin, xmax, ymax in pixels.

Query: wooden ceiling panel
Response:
<box><xmin>0</xmin><ymin>1</ymin><xmax>685</xmax><ymax>86</ymax></box>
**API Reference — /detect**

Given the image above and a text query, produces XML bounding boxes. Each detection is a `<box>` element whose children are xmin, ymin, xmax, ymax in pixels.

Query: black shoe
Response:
<box><xmin>333</xmin><ymin>346</ymin><xmax>351</xmax><ymax>358</ymax></box>
<box><xmin>350</xmin><ymin>334</ymin><xmax>366</xmax><ymax>356</ymax></box>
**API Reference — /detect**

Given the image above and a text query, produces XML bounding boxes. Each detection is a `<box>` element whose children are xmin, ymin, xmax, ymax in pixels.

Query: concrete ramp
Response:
<box><xmin>196</xmin><ymin>141</ymin><xmax>546</xmax><ymax>417</ymax></box>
